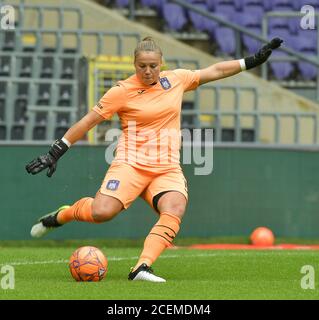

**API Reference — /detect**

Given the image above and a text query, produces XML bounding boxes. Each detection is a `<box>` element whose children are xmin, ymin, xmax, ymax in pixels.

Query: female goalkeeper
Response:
<box><xmin>26</xmin><ymin>36</ymin><xmax>282</xmax><ymax>282</ymax></box>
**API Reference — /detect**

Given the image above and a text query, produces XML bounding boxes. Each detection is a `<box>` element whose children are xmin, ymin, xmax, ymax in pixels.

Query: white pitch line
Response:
<box><xmin>0</xmin><ymin>253</ymin><xmax>219</xmax><ymax>267</ymax></box>
<box><xmin>0</xmin><ymin>257</ymin><xmax>136</xmax><ymax>267</ymax></box>
<box><xmin>0</xmin><ymin>250</ymin><xmax>315</xmax><ymax>267</ymax></box>
<box><xmin>0</xmin><ymin>259</ymin><xmax>69</xmax><ymax>266</ymax></box>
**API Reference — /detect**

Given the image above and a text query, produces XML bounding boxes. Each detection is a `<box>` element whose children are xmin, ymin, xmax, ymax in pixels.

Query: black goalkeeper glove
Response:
<box><xmin>25</xmin><ymin>139</ymin><xmax>69</xmax><ymax>177</ymax></box>
<box><xmin>244</xmin><ymin>37</ymin><xmax>283</xmax><ymax>70</ymax></box>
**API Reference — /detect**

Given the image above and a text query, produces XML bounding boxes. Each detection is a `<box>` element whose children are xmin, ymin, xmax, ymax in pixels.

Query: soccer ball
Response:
<box><xmin>250</xmin><ymin>227</ymin><xmax>275</xmax><ymax>246</ymax></box>
<box><xmin>69</xmin><ymin>246</ymin><xmax>108</xmax><ymax>281</ymax></box>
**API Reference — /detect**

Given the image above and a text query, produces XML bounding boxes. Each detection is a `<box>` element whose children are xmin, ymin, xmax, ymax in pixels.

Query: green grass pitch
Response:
<box><xmin>0</xmin><ymin>241</ymin><xmax>318</xmax><ymax>300</ymax></box>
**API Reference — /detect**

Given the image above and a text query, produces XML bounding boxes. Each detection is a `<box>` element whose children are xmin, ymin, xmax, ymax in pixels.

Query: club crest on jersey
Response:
<box><xmin>106</xmin><ymin>180</ymin><xmax>120</xmax><ymax>191</ymax></box>
<box><xmin>159</xmin><ymin>77</ymin><xmax>171</xmax><ymax>90</ymax></box>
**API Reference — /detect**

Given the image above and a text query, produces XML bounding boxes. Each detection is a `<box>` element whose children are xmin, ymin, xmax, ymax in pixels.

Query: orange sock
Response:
<box><xmin>133</xmin><ymin>212</ymin><xmax>181</xmax><ymax>270</ymax></box>
<box><xmin>57</xmin><ymin>197</ymin><xmax>96</xmax><ymax>224</ymax></box>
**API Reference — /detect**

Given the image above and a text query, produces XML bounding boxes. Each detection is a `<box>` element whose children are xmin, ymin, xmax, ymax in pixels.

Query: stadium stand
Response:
<box><xmin>0</xmin><ymin>1</ymin><xmax>142</xmax><ymax>141</ymax></box>
<box><xmin>87</xmin><ymin>0</ymin><xmax>316</xmax><ymax>142</ymax></box>
<box><xmin>0</xmin><ymin>31</ymin><xmax>82</xmax><ymax>140</ymax></box>
<box><xmin>1</xmin><ymin>0</ymin><xmax>319</xmax><ymax>145</ymax></box>
<box><xmin>0</xmin><ymin>1</ymin><xmax>82</xmax><ymax>141</ymax></box>
<box><xmin>107</xmin><ymin>0</ymin><xmax>319</xmax><ymax>102</ymax></box>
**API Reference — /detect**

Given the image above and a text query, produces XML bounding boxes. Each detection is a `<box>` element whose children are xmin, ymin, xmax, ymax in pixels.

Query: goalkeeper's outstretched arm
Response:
<box><xmin>199</xmin><ymin>37</ymin><xmax>283</xmax><ymax>85</ymax></box>
<box><xmin>25</xmin><ymin>110</ymin><xmax>104</xmax><ymax>177</ymax></box>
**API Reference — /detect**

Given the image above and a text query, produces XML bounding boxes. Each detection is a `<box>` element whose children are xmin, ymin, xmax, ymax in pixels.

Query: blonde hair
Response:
<box><xmin>134</xmin><ymin>37</ymin><xmax>163</xmax><ymax>59</ymax></box>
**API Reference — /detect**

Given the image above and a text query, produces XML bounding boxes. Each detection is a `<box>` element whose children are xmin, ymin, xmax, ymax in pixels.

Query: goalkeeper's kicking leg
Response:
<box><xmin>30</xmin><ymin>192</ymin><xmax>123</xmax><ymax>238</ymax></box>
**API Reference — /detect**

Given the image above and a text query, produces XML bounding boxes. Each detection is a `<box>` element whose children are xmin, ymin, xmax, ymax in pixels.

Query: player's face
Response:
<box><xmin>134</xmin><ymin>51</ymin><xmax>162</xmax><ymax>86</ymax></box>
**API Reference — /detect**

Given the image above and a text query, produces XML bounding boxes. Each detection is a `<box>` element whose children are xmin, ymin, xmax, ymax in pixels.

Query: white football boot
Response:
<box><xmin>128</xmin><ymin>263</ymin><xmax>166</xmax><ymax>282</ymax></box>
<box><xmin>30</xmin><ymin>205</ymin><xmax>70</xmax><ymax>238</ymax></box>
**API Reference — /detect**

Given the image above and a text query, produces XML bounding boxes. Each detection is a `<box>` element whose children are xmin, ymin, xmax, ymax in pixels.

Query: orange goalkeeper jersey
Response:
<box><xmin>93</xmin><ymin>69</ymin><xmax>200</xmax><ymax>173</ymax></box>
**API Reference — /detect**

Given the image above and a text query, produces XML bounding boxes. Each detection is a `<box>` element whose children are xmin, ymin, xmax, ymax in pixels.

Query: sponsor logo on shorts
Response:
<box><xmin>106</xmin><ymin>179</ymin><xmax>120</xmax><ymax>191</ymax></box>
<box><xmin>159</xmin><ymin>77</ymin><xmax>171</xmax><ymax>90</ymax></box>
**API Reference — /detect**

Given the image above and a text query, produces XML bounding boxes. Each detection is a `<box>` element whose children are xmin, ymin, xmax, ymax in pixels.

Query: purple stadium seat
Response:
<box><xmin>206</xmin><ymin>0</ymin><xmax>216</xmax><ymax>11</ymax></box>
<box><xmin>269</xmin><ymin>51</ymin><xmax>294</xmax><ymax>80</ymax></box>
<box><xmin>294</xmin><ymin>30</ymin><xmax>317</xmax><ymax>52</ymax></box>
<box><xmin>232</xmin><ymin>0</ymin><xmax>245</xmax><ymax>10</ymax></box>
<box><xmin>293</xmin><ymin>0</ymin><xmax>319</xmax><ymax>11</ymax></box>
<box><xmin>141</xmin><ymin>0</ymin><xmax>158</xmax><ymax>8</ymax></box>
<box><xmin>268</xmin><ymin>17</ymin><xmax>290</xmax><ymax>31</ymax></box>
<box><xmin>203</xmin><ymin>15</ymin><xmax>219</xmax><ymax>35</ymax></box>
<box><xmin>233</xmin><ymin>11</ymin><xmax>261</xmax><ymax>27</ymax></box>
<box><xmin>298</xmin><ymin>56</ymin><xmax>318</xmax><ymax>80</ymax></box>
<box><xmin>240</xmin><ymin>0</ymin><xmax>268</xmax><ymax>10</ymax></box>
<box><xmin>188</xmin><ymin>4</ymin><xmax>209</xmax><ymax>31</ymax></box>
<box><xmin>288</xmin><ymin>17</ymin><xmax>300</xmax><ymax>35</ymax></box>
<box><xmin>203</xmin><ymin>12</ymin><xmax>229</xmax><ymax>36</ymax></box>
<box><xmin>206</xmin><ymin>0</ymin><xmax>229</xmax><ymax>11</ymax></box>
<box><xmin>241</xmin><ymin>4</ymin><xmax>264</xmax><ymax>22</ymax></box>
<box><xmin>267</xmin><ymin>3</ymin><xmax>294</xmax><ymax>33</ymax></box>
<box><xmin>213</xmin><ymin>3</ymin><xmax>236</xmax><ymax>19</ymax></box>
<box><xmin>269</xmin><ymin>0</ymin><xmax>292</xmax><ymax>10</ymax></box>
<box><xmin>294</xmin><ymin>32</ymin><xmax>318</xmax><ymax>80</ymax></box>
<box><xmin>213</xmin><ymin>26</ymin><xmax>236</xmax><ymax>54</ymax></box>
<box><xmin>242</xmin><ymin>26</ymin><xmax>262</xmax><ymax>54</ymax></box>
<box><xmin>206</xmin><ymin>0</ymin><xmax>242</xmax><ymax>11</ymax></box>
<box><xmin>162</xmin><ymin>3</ymin><xmax>188</xmax><ymax>31</ymax></box>
<box><xmin>141</xmin><ymin>0</ymin><xmax>167</xmax><ymax>11</ymax></box>
<box><xmin>115</xmin><ymin>0</ymin><xmax>129</xmax><ymax>8</ymax></box>
<box><xmin>241</xmin><ymin>0</ymin><xmax>264</xmax><ymax>4</ymax></box>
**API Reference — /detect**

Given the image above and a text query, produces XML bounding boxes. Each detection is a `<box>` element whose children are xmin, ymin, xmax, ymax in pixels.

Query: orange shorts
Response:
<box><xmin>99</xmin><ymin>162</ymin><xmax>188</xmax><ymax>210</ymax></box>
